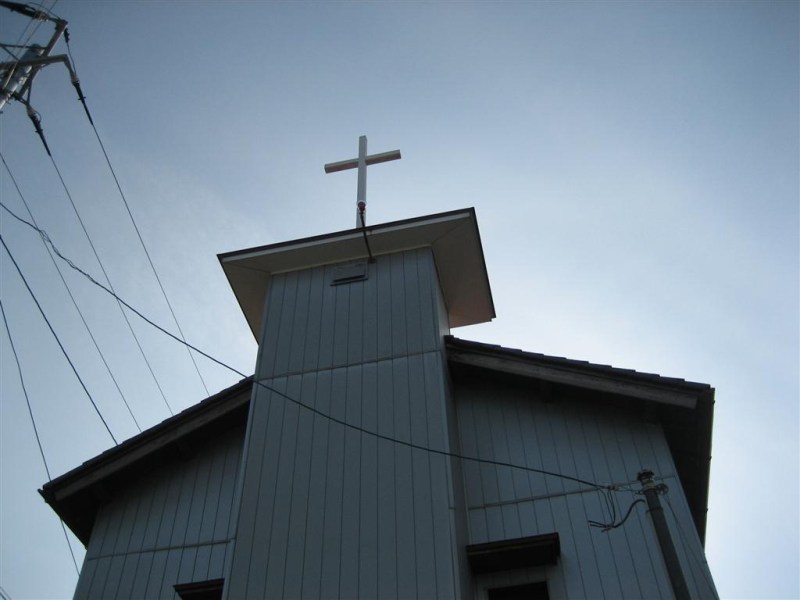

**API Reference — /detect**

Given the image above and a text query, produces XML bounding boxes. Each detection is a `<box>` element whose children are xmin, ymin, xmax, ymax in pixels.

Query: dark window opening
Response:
<box><xmin>174</xmin><ymin>578</ymin><xmax>224</xmax><ymax>600</ymax></box>
<box><xmin>487</xmin><ymin>581</ymin><xmax>549</xmax><ymax>600</ymax></box>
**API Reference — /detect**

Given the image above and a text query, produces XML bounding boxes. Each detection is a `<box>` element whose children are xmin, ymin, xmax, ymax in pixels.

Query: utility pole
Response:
<box><xmin>638</xmin><ymin>469</ymin><xmax>691</xmax><ymax>600</ymax></box>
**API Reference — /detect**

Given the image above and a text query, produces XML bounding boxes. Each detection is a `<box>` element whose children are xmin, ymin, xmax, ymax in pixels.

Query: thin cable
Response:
<box><xmin>45</xmin><ymin>151</ymin><xmax>173</xmax><ymax>415</ymax></box>
<box><xmin>1</xmin><ymin>152</ymin><xmax>141</xmax><ymax>432</ymax></box>
<box><xmin>358</xmin><ymin>207</ymin><xmax>375</xmax><ymax>262</ymax></box>
<box><xmin>0</xmin><ymin>200</ymin><xmax>615</xmax><ymax>491</ymax></box>
<box><xmin>0</xmin><ymin>234</ymin><xmax>117</xmax><ymax>444</ymax></box>
<box><xmin>588</xmin><ymin>498</ymin><xmax>645</xmax><ymax>532</ymax></box>
<box><xmin>0</xmin><ymin>298</ymin><xmax>80</xmax><ymax>574</ymax></box>
<box><xmin>63</xmin><ymin>38</ymin><xmax>209</xmax><ymax>396</ymax></box>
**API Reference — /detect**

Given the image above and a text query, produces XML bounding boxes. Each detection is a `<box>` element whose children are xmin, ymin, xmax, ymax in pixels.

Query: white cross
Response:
<box><xmin>324</xmin><ymin>135</ymin><xmax>401</xmax><ymax>228</ymax></box>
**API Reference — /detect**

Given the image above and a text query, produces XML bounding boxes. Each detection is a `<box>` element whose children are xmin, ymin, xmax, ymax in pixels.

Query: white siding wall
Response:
<box><xmin>73</xmin><ymin>425</ymin><xmax>244</xmax><ymax>600</ymax></box>
<box><xmin>455</xmin><ymin>375</ymin><xmax>718</xmax><ymax>600</ymax></box>
<box><xmin>226</xmin><ymin>249</ymin><xmax>466</xmax><ymax>599</ymax></box>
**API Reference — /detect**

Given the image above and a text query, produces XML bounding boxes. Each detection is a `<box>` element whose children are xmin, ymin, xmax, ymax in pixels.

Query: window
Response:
<box><xmin>487</xmin><ymin>581</ymin><xmax>549</xmax><ymax>600</ymax></box>
<box><xmin>174</xmin><ymin>578</ymin><xmax>224</xmax><ymax>600</ymax></box>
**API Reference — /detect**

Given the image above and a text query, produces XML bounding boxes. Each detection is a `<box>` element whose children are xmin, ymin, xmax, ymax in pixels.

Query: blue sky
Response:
<box><xmin>1</xmin><ymin>1</ymin><xmax>797</xmax><ymax>598</ymax></box>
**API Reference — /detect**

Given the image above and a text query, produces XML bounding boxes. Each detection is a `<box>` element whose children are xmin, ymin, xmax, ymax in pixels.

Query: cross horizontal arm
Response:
<box><xmin>324</xmin><ymin>149</ymin><xmax>401</xmax><ymax>173</ymax></box>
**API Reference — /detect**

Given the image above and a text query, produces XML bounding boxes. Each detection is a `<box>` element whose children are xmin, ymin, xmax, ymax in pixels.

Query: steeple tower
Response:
<box><xmin>219</xmin><ymin>208</ymin><xmax>494</xmax><ymax>598</ymax></box>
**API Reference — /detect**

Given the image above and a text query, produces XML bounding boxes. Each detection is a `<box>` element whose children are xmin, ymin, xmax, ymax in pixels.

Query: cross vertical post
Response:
<box><xmin>324</xmin><ymin>135</ymin><xmax>401</xmax><ymax>228</ymax></box>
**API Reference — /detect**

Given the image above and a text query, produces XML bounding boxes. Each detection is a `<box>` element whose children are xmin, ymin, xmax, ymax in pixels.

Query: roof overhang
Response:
<box><xmin>218</xmin><ymin>208</ymin><xmax>495</xmax><ymax>338</ymax></box>
<box><xmin>445</xmin><ymin>336</ymin><xmax>715</xmax><ymax>544</ymax></box>
<box><xmin>40</xmin><ymin>377</ymin><xmax>253</xmax><ymax>546</ymax></box>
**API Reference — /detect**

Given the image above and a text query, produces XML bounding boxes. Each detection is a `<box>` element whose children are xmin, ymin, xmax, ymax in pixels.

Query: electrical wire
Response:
<box><xmin>588</xmin><ymin>498</ymin><xmax>645</xmax><ymax>532</ymax></box>
<box><xmin>62</xmin><ymin>33</ymin><xmax>210</xmax><ymax>397</ymax></box>
<box><xmin>44</xmin><ymin>150</ymin><xmax>174</xmax><ymax>416</ymax></box>
<box><xmin>0</xmin><ymin>233</ymin><xmax>117</xmax><ymax>444</ymax></box>
<box><xmin>0</xmin><ymin>199</ymin><xmax>616</xmax><ymax>491</ymax></box>
<box><xmin>1</xmin><ymin>151</ymin><xmax>141</xmax><ymax>432</ymax></box>
<box><xmin>0</xmin><ymin>298</ymin><xmax>80</xmax><ymax>574</ymax></box>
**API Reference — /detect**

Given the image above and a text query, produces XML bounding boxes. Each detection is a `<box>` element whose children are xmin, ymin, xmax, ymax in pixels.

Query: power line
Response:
<box><xmin>0</xmin><ymin>199</ymin><xmax>614</xmax><ymax>491</ymax></box>
<box><xmin>0</xmin><ymin>233</ymin><xmax>117</xmax><ymax>444</ymax></box>
<box><xmin>44</xmin><ymin>149</ymin><xmax>174</xmax><ymax>416</ymax></box>
<box><xmin>1</xmin><ymin>151</ymin><xmax>141</xmax><ymax>432</ymax></box>
<box><xmin>0</xmin><ymin>298</ymin><xmax>80</xmax><ymax>575</ymax></box>
<box><xmin>62</xmin><ymin>34</ymin><xmax>210</xmax><ymax>397</ymax></box>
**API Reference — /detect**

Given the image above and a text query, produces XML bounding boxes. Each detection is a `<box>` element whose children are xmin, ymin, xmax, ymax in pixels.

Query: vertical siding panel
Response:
<box><xmin>281</xmin><ymin>373</ymin><xmax>316</xmax><ymax>599</ymax></box>
<box><xmin>217</xmin><ymin>428</ymin><xmax>243</xmax><ymax>541</ymax></box>
<box><xmin>273</xmin><ymin>272</ymin><xmax>299</xmax><ymax>377</ymax></box>
<box><xmin>404</xmin><ymin>251</ymin><xmax>423</xmax><ymax>355</ymax></box>
<box><xmin>226</xmin><ymin>384</ymin><xmax>272</xmax><ymax>594</ymax></box>
<box><xmin>129</xmin><ymin>551</ymin><xmax>153</xmax><ymax>600</ymax></box>
<box><xmin>198</xmin><ymin>434</ymin><xmax>227</xmax><ymax>544</ymax></box>
<box><xmin>126</xmin><ymin>487</ymin><xmax>150</xmax><ymax>554</ymax></box>
<box><xmin>100</xmin><ymin>555</ymin><xmax>125</xmax><ymax>599</ymax></box>
<box><xmin>459</xmin><ymin>393</ymin><xmax>487</xmax><ymax>543</ymax></box>
<box><xmin>489</xmin><ymin>400</ymin><xmax>521</xmax><ymax>539</ymax></box>
<box><xmin>74</xmin><ymin>558</ymin><xmax>97</xmax><ymax>600</ymax></box>
<box><xmin>393</xmin><ymin>357</ymin><xmax>417</xmax><ymax>599</ymax></box>
<box><xmin>144</xmin><ymin>550</ymin><xmax>168</xmax><ymax>600</ymax></box>
<box><xmin>339</xmin><ymin>366</ymin><xmax>363</xmax><ymax>598</ymax></box>
<box><xmin>424</xmin><ymin>353</ymin><xmax>458</xmax><ymax>598</ymax></box>
<box><xmin>408</xmin><ymin>354</ymin><xmax>436</xmax><ymax>598</ymax></box>
<box><xmin>158</xmin><ymin>548</ymin><xmax>182</xmax><ymax>599</ymax></box>
<box><xmin>176</xmin><ymin>547</ymin><xmax>198</xmax><ymax>588</ymax></box>
<box><xmin>389</xmin><ymin>254</ymin><xmax>407</xmax><ymax>357</ymax></box>
<box><xmin>87</xmin><ymin>556</ymin><xmax>112</xmax><ymax>599</ymax></box>
<box><xmin>155</xmin><ymin>462</ymin><xmax>183</xmax><ymax>550</ymax></box>
<box><xmin>548</xmin><ymin>401</ymin><xmax>604</xmax><ymax>598</ymax></box>
<box><xmin>614</xmin><ymin>418</ymin><xmax>668</xmax><ymax>599</ymax></box>
<box><xmin>361</xmin><ymin>260</ymin><xmax>378</xmax><ymax>363</ymax></box>
<box><xmin>301</xmin><ymin>369</ymin><xmax>331</xmax><ymax>599</ymax></box>
<box><xmin>516</xmin><ymin>397</ymin><xmax>555</xmax><ymax>536</ymax></box>
<box><xmin>98</xmin><ymin>496</ymin><xmax>125</xmax><ymax>560</ymax></box>
<box><xmin>567</xmin><ymin>404</ymin><xmax>624</xmax><ymax>599</ymax></box>
<box><xmin>111</xmin><ymin>489</ymin><xmax>138</xmax><ymax>557</ymax></box>
<box><xmin>302</xmin><ymin>266</ymin><xmax>325</xmax><ymax>372</ymax></box>
<box><xmin>114</xmin><ymin>554</ymin><xmax>137</xmax><ymax>600</ymax></box>
<box><xmin>264</xmin><ymin>375</ymin><xmax>303</xmax><ymax>597</ymax></box>
<box><xmin>358</xmin><ymin>362</ymin><xmax>379</xmax><ymax>599</ymax></box>
<box><xmin>581</xmin><ymin>405</ymin><xmax>641</xmax><ymax>598</ymax></box>
<box><xmin>141</xmin><ymin>468</ymin><xmax>169</xmax><ymax>551</ymax></box>
<box><xmin>84</xmin><ymin>504</ymin><xmax>110</xmax><ymax>560</ymax></box>
<box><xmin>208</xmin><ymin>543</ymin><xmax>227</xmax><ymax>580</ymax></box>
<box><xmin>319</xmin><ymin>369</ymin><xmax>347</xmax><ymax>595</ymax></box>
<box><xmin>531</xmin><ymin>398</ymin><xmax>585</xmax><ymax>599</ymax></box>
<box><xmin>347</xmin><ymin>279</ymin><xmax>365</xmax><ymax>366</ymax></box>
<box><xmin>169</xmin><ymin>458</ymin><xmax>199</xmax><ymax>549</ymax></box>
<box><xmin>258</xmin><ymin>274</ymin><xmax>285</xmax><ymax>380</ymax></box>
<box><xmin>316</xmin><ymin>265</ymin><xmax>338</xmax><ymax>371</ymax></box>
<box><xmin>332</xmin><ymin>275</ymin><xmax>351</xmax><ymax>368</ymax></box>
<box><xmin>416</xmin><ymin>249</ymin><xmax>439</xmax><ymax>352</ymax></box>
<box><xmin>192</xmin><ymin>545</ymin><xmax>212</xmax><ymax>582</ymax></box>
<box><xmin>595</xmin><ymin>410</ymin><xmax>657</xmax><ymax>599</ymax></box>
<box><xmin>183</xmin><ymin>452</ymin><xmax>212</xmax><ymax>548</ymax></box>
<box><xmin>245</xmin><ymin>378</ymin><xmax>288</xmax><ymax>599</ymax></box>
<box><xmin>376</xmin><ymin>359</ymin><xmax>397</xmax><ymax>599</ymax></box>
<box><xmin>287</xmin><ymin>270</ymin><xmax>311</xmax><ymax>375</ymax></box>
<box><xmin>375</xmin><ymin>255</ymin><xmax>393</xmax><ymax>360</ymax></box>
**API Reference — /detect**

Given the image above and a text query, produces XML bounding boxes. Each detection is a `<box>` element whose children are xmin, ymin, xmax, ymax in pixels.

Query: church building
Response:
<box><xmin>41</xmin><ymin>140</ymin><xmax>717</xmax><ymax>599</ymax></box>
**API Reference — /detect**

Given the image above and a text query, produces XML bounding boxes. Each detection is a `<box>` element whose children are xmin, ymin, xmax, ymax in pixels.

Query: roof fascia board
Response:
<box><xmin>448</xmin><ymin>349</ymin><xmax>698</xmax><ymax>409</ymax></box>
<box><xmin>42</xmin><ymin>385</ymin><xmax>250</xmax><ymax>503</ymax></box>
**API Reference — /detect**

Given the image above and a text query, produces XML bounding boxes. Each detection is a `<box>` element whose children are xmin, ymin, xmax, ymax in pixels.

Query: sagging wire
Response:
<box><xmin>62</xmin><ymin>32</ymin><xmax>210</xmax><ymax>397</ymax></box>
<box><xmin>0</xmin><ymin>198</ymin><xmax>618</xmax><ymax>492</ymax></box>
<box><xmin>358</xmin><ymin>204</ymin><xmax>375</xmax><ymax>262</ymax></box>
<box><xmin>0</xmin><ymin>234</ymin><xmax>118</xmax><ymax>445</ymax></box>
<box><xmin>1</xmin><ymin>151</ymin><xmax>142</xmax><ymax>432</ymax></box>
<box><xmin>0</xmin><ymin>299</ymin><xmax>80</xmax><ymax>574</ymax></box>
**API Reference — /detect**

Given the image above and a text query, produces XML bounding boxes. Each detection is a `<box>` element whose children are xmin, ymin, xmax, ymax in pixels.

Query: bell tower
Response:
<box><xmin>219</xmin><ymin>207</ymin><xmax>494</xmax><ymax>598</ymax></box>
